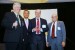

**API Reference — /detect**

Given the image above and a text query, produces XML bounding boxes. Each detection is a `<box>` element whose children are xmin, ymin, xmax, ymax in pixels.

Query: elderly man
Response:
<box><xmin>30</xmin><ymin>9</ymin><xmax>48</xmax><ymax>50</ymax></box>
<box><xmin>1</xmin><ymin>2</ymin><xmax>25</xmax><ymax>50</ymax></box>
<box><xmin>47</xmin><ymin>14</ymin><xmax>66</xmax><ymax>50</ymax></box>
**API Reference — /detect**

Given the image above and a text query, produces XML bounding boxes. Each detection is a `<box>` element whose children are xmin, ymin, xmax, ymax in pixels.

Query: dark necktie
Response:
<box><xmin>16</xmin><ymin>15</ymin><xmax>20</xmax><ymax>26</ymax></box>
<box><xmin>51</xmin><ymin>23</ymin><xmax>55</xmax><ymax>38</ymax></box>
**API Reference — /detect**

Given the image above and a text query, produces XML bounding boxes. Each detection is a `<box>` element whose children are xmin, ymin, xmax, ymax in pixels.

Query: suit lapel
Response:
<box><xmin>12</xmin><ymin>12</ymin><xmax>17</xmax><ymax>20</ymax></box>
<box><xmin>56</xmin><ymin>21</ymin><xmax>59</xmax><ymax>35</ymax></box>
<box><xmin>34</xmin><ymin>18</ymin><xmax>36</xmax><ymax>27</ymax></box>
<box><xmin>24</xmin><ymin>19</ymin><xmax>28</xmax><ymax>30</ymax></box>
<box><xmin>24</xmin><ymin>21</ymin><xmax>27</xmax><ymax>29</ymax></box>
<box><xmin>40</xmin><ymin>18</ymin><xmax>42</xmax><ymax>28</ymax></box>
<box><xmin>28</xmin><ymin>19</ymin><xmax>30</xmax><ymax>30</ymax></box>
<box><xmin>49</xmin><ymin>22</ymin><xmax>52</xmax><ymax>36</ymax></box>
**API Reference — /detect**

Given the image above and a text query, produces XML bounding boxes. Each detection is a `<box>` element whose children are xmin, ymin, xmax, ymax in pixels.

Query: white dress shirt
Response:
<box><xmin>24</xmin><ymin>19</ymin><xmax>29</xmax><ymax>29</ymax></box>
<box><xmin>50</xmin><ymin>21</ymin><xmax>57</xmax><ymax>37</ymax></box>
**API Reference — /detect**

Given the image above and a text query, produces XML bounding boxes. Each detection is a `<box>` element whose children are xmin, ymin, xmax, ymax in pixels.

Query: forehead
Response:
<box><xmin>24</xmin><ymin>11</ymin><xmax>29</xmax><ymax>13</ymax></box>
<box><xmin>52</xmin><ymin>15</ymin><xmax>57</xmax><ymax>18</ymax></box>
<box><xmin>13</xmin><ymin>4</ymin><xmax>21</xmax><ymax>8</ymax></box>
<box><xmin>35</xmin><ymin>9</ymin><xmax>41</xmax><ymax>12</ymax></box>
<box><xmin>14</xmin><ymin>5</ymin><xmax>20</xmax><ymax>8</ymax></box>
<box><xmin>24</xmin><ymin>10</ymin><xmax>28</xmax><ymax>12</ymax></box>
<box><xmin>53</xmin><ymin>15</ymin><xmax>57</xmax><ymax>17</ymax></box>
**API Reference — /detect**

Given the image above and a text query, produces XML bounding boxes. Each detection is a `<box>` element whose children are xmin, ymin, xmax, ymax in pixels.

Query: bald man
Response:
<box><xmin>47</xmin><ymin>14</ymin><xmax>66</xmax><ymax>50</ymax></box>
<box><xmin>30</xmin><ymin>9</ymin><xmax>48</xmax><ymax>50</ymax></box>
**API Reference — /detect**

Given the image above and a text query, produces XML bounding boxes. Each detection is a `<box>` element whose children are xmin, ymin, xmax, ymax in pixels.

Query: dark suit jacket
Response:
<box><xmin>31</xmin><ymin>18</ymin><xmax>48</xmax><ymax>43</ymax></box>
<box><xmin>22</xmin><ymin>19</ymin><xmax>32</xmax><ymax>43</ymax></box>
<box><xmin>1</xmin><ymin>12</ymin><xmax>24</xmax><ymax>43</ymax></box>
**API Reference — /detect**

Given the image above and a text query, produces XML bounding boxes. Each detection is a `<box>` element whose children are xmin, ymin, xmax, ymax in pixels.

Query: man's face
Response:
<box><xmin>13</xmin><ymin>5</ymin><xmax>21</xmax><ymax>13</ymax></box>
<box><xmin>35</xmin><ymin>9</ymin><xmax>41</xmax><ymax>18</ymax></box>
<box><xmin>52</xmin><ymin>15</ymin><xmax>58</xmax><ymax>22</ymax></box>
<box><xmin>23</xmin><ymin>11</ymin><xmax>29</xmax><ymax>18</ymax></box>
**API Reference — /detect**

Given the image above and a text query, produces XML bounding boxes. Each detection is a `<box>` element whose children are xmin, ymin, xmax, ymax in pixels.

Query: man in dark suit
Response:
<box><xmin>1</xmin><ymin>3</ymin><xmax>27</xmax><ymax>50</ymax></box>
<box><xmin>30</xmin><ymin>9</ymin><xmax>49</xmax><ymax>50</ymax></box>
<box><xmin>17</xmin><ymin>9</ymin><xmax>32</xmax><ymax>50</ymax></box>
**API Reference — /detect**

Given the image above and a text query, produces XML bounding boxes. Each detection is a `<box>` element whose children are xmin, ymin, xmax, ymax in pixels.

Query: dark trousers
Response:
<box><xmin>5</xmin><ymin>41</ymin><xmax>30</xmax><ymax>50</ymax></box>
<box><xmin>31</xmin><ymin>36</ymin><xmax>45</xmax><ymax>50</ymax></box>
<box><xmin>5</xmin><ymin>42</ymin><xmax>18</xmax><ymax>50</ymax></box>
<box><xmin>17</xmin><ymin>41</ymin><xmax>30</xmax><ymax>50</ymax></box>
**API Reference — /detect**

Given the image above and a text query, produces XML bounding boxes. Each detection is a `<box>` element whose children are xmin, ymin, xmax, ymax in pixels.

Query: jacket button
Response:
<box><xmin>23</xmin><ymin>39</ymin><xmax>24</xmax><ymax>41</ymax></box>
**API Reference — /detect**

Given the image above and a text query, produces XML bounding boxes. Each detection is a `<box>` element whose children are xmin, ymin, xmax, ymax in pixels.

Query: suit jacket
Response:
<box><xmin>22</xmin><ymin>19</ymin><xmax>32</xmax><ymax>43</ymax></box>
<box><xmin>1</xmin><ymin>12</ymin><xmax>24</xmax><ymax>42</ymax></box>
<box><xmin>31</xmin><ymin>18</ymin><xmax>48</xmax><ymax>43</ymax></box>
<box><xmin>47</xmin><ymin>21</ymin><xmax>66</xmax><ymax>46</ymax></box>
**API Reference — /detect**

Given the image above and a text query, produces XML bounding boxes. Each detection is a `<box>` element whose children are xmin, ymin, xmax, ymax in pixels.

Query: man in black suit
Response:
<box><xmin>17</xmin><ymin>9</ymin><xmax>32</xmax><ymax>50</ymax></box>
<box><xmin>1</xmin><ymin>3</ymin><xmax>26</xmax><ymax>50</ymax></box>
<box><xmin>31</xmin><ymin>9</ymin><xmax>49</xmax><ymax>50</ymax></box>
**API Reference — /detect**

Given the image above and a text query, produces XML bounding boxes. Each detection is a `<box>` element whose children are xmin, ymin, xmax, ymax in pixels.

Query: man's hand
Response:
<box><xmin>12</xmin><ymin>21</ymin><xmax>18</xmax><ymax>28</ymax></box>
<box><xmin>46</xmin><ymin>42</ymin><xmax>49</xmax><ymax>47</ymax></box>
<box><xmin>32</xmin><ymin>27</ymin><xmax>41</xmax><ymax>32</ymax></box>
<box><xmin>36</xmin><ymin>28</ymin><xmax>40</xmax><ymax>31</ymax></box>
<box><xmin>62</xmin><ymin>42</ymin><xmax>66</xmax><ymax>47</ymax></box>
<box><xmin>32</xmin><ymin>27</ymin><xmax>37</xmax><ymax>32</ymax></box>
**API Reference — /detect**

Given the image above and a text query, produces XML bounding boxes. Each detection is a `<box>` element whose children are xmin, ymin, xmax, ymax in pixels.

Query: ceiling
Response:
<box><xmin>0</xmin><ymin>0</ymin><xmax>75</xmax><ymax>3</ymax></box>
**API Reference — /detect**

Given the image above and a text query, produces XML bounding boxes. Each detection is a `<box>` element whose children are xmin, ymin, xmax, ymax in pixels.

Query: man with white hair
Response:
<box><xmin>1</xmin><ymin>2</ymin><xmax>26</xmax><ymax>50</ymax></box>
<box><xmin>47</xmin><ymin>14</ymin><xmax>66</xmax><ymax>50</ymax></box>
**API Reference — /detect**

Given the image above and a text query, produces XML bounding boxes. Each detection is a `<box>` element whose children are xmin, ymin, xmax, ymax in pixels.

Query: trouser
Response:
<box><xmin>5</xmin><ymin>41</ymin><xmax>30</xmax><ymax>50</ymax></box>
<box><xmin>17</xmin><ymin>41</ymin><xmax>30</xmax><ymax>50</ymax></box>
<box><xmin>30</xmin><ymin>35</ymin><xmax>45</xmax><ymax>50</ymax></box>
<box><xmin>51</xmin><ymin>38</ymin><xmax>64</xmax><ymax>50</ymax></box>
<box><xmin>5</xmin><ymin>42</ymin><xmax>18</xmax><ymax>50</ymax></box>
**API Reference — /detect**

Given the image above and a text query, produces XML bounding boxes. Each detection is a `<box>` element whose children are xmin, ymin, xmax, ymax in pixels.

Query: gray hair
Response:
<box><xmin>13</xmin><ymin>2</ymin><xmax>21</xmax><ymax>8</ymax></box>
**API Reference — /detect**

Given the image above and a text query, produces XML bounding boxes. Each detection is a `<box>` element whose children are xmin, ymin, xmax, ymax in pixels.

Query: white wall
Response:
<box><xmin>20</xmin><ymin>9</ymin><xmax>58</xmax><ymax>24</ymax></box>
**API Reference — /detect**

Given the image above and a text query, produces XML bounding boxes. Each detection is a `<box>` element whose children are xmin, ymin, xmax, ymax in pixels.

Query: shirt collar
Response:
<box><xmin>24</xmin><ymin>18</ymin><xmax>28</xmax><ymax>21</ymax></box>
<box><xmin>14</xmin><ymin>12</ymin><xmax>19</xmax><ymax>17</ymax></box>
<box><xmin>52</xmin><ymin>21</ymin><xmax>57</xmax><ymax>24</ymax></box>
<box><xmin>55</xmin><ymin>21</ymin><xmax>57</xmax><ymax>24</ymax></box>
<box><xmin>36</xmin><ymin>17</ymin><xmax>40</xmax><ymax>20</ymax></box>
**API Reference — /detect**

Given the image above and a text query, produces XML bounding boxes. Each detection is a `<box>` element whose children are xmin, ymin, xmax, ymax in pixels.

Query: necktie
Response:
<box><xmin>36</xmin><ymin>19</ymin><xmax>40</xmax><ymax>34</ymax></box>
<box><xmin>21</xmin><ymin>20</ymin><xmax>25</xmax><ymax>26</ymax></box>
<box><xmin>51</xmin><ymin>23</ymin><xmax>55</xmax><ymax>38</ymax></box>
<box><xmin>16</xmin><ymin>15</ymin><xmax>20</xmax><ymax>25</ymax></box>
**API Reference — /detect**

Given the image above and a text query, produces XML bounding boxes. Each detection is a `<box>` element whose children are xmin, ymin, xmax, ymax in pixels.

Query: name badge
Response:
<box><xmin>58</xmin><ymin>27</ymin><xmax>61</xmax><ymax>30</ymax></box>
<box><xmin>42</xmin><ymin>25</ymin><xmax>46</xmax><ymax>28</ymax></box>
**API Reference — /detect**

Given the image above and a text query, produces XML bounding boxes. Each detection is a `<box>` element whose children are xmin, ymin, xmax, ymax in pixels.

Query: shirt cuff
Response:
<box><xmin>40</xmin><ymin>28</ymin><xmax>43</xmax><ymax>32</ymax></box>
<box><xmin>32</xmin><ymin>29</ymin><xmax>34</xmax><ymax>32</ymax></box>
